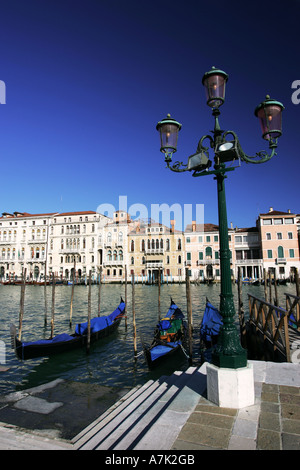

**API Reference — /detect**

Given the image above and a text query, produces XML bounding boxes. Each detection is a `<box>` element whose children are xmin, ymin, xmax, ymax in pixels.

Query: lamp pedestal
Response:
<box><xmin>206</xmin><ymin>362</ymin><xmax>255</xmax><ymax>409</ymax></box>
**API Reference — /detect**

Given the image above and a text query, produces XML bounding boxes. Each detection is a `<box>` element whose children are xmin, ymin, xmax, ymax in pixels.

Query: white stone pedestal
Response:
<box><xmin>206</xmin><ymin>362</ymin><xmax>255</xmax><ymax>409</ymax></box>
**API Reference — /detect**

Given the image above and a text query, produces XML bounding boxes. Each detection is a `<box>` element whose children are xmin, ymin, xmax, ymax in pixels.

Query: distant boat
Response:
<box><xmin>11</xmin><ymin>298</ymin><xmax>126</xmax><ymax>360</ymax></box>
<box><xmin>142</xmin><ymin>299</ymin><xmax>187</xmax><ymax>369</ymax></box>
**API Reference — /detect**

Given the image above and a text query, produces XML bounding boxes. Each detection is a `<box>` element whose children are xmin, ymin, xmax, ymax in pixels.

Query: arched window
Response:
<box><xmin>205</xmin><ymin>246</ymin><xmax>212</xmax><ymax>258</ymax></box>
<box><xmin>147</xmin><ymin>239</ymin><xmax>151</xmax><ymax>249</ymax></box>
<box><xmin>151</xmin><ymin>239</ymin><xmax>155</xmax><ymax>249</ymax></box>
<box><xmin>166</xmin><ymin>239</ymin><xmax>170</xmax><ymax>251</ymax></box>
<box><xmin>156</xmin><ymin>239</ymin><xmax>159</xmax><ymax>249</ymax></box>
<box><xmin>141</xmin><ymin>239</ymin><xmax>145</xmax><ymax>251</ymax></box>
<box><xmin>278</xmin><ymin>246</ymin><xmax>284</xmax><ymax>258</ymax></box>
<box><xmin>119</xmin><ymin>250</ymin><xmax>123</xmax><ymax>261</ymax></box>
<box><xmin>131</xmin><ymin>256</ymin><xmax>134</xmax><ymax>265</ymax></box>
<box><xmin>107</xmin><ymin>232</ymin><xmax>112</xmax><ymax>244</ymax></box>
<box><xmin>113</xmin><ymin>250</ymin><xmax>117</xmax><ymax>261</ymax></box>
<box><xmin>119</xmin><ymin>232</ymin><xmax>123</xmax><ymax>243</ymax></box>
<box><xmin>177</xmin><ymin>238</ymin><xmax>182</xmax><ymax>250</ymax></box>
<box><xmin>131</xmin><ymin>240</ymin><xmax>134</xmax><ymax>252</ymax></box>
<box><xmin>83</xmin><ymin>238</ymin><xmax>86</xmax><ymax>249</ymax></box>
<box><xmin>160</xmin><ymin>239</ymin><xmax>164</xmax><ymax>249</ymax></box>
<box><xmin>107</xmin><ymin>250</ymin><xmax>112</xmax><ymax>261</ymax></box>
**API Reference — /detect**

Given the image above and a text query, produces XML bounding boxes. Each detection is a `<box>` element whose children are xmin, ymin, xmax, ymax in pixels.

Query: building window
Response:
<box><xmin>198</xmin><ymin>236</ymin><xmax>203</xmax><ymax>242</ymax></box>
<box><xmin>187</xmin><ymin>252</ymin><xmax>191</xmax><ymax>261</ymax></box>
<box><xmin>263</xmin><ymin>219</ymin><xmax>272</xmax><ymax>225</ymax></box>
<box><xmin>274</xmin><ymin>218</ymin><xmax>283</xmax><ymax>225</ymax></box>
<box><xmin>206</xmin><ymin>236</ymin><xmax>210</xmax><ymax>242</ymax></box>
<box><xmin>285</xmin><ymin>218</ymin><xmax>293</xmax><ymax>224</ymax></box>
<box><xmin>186</xmin><ymin>237</ymin><xmax>190</xmax><ymax>243</ymax></box>
<box><xmin>198</xmin><ymin>251</ymin><xmax>203</xmax><ymax>260</ymax></box>
<box><xmin>277</xmin><ymin>246</ymin><xmax>284</xmax><ymax>258</ymax></box>
<box><xmin>267</xmin><ymin>250</ymin><xmax>272</xmax><ymax>259</ymax></box>
<box><xmin>214</xmin><ymin>235</ymin><xmax>218</xmax><ymax>242</ymax></box>
<box><xmin>178</xmin><ymin>255</ymin><xmax>182</xmax><ymax>264</ymax></box>
<box><xmin>266</xmin><ymin>233</ymin><xmax>271</xmax><ymax>240</ymax></box>
<box><xmin>288</xmin><ymin>232</ymin><xmax>293</xmax><ymax>239</ymax></box>
<box><xmin>277</xmin><ymin>233</ymin><xmax>282</xmax><ymax>240</ymax></box>
<box><xmin>289</xmin><ymin>249</ymin><xmax>295</xmax><ymax>258</ymax></box>
<box><xmin>235</xmin><ymin>236</ymin><xmax>242</xmax><ymax>243</ymax></box>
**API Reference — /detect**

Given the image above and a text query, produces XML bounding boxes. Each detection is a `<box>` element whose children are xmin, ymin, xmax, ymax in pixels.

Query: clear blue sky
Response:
<box><xmin>0</xmin><ymin>0</ymin><xmax>299</xmax><ymax>230</ymax></box>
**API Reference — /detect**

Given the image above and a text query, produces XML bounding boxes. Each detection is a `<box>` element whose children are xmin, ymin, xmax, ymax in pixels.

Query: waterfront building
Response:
<box><xmin>184</xmin><ymin>221</ymin><xmax>235</xmax><ymax>282</ymax></box>
<box><xmin>234</xmin><ymin>227</ymin><xmax>262</xmax><ymax>280</ymax></box>
<box><xmin>49</xmin><ymin>211</ymin><xmax>110</xmax><ymax>282</ymax></box>
<box><xmin>101</xmin><ymin>210</ymin><xmax>132</xmax><ymax>283</ymax></box>
<box><xmin>257</xmin><ymin>208</ymin><xmax>300</xmax><ymax>280</ymax></box>
<box><xmin>0</xmin><ymin>207</ymin><xmax>299</xmax><ymax>284</ymax></box>
<box><xmin>127</xmin><ymin>219</ymin><xmax>185</xmax><ymax>283</ymax></box>
<box><xmin>0</xmin><ymin>211</ymin><xmax>56</xmax><ymax>281</ymax></box>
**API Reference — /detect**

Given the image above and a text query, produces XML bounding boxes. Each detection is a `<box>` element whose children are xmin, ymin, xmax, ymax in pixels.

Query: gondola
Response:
<box><xmin>11</xmin><ymin>298</ymin><xmax>126</xmax><ymax>360</ymax></box>
<box><xmin>142</xmin><ymin>299</ymin><xmax>187</xmax><ymax>369</ymax></box>
<box><xmin>199</xmin><ymin>299</ymin><xmax>223</xmax><ymax>363</ymax></box>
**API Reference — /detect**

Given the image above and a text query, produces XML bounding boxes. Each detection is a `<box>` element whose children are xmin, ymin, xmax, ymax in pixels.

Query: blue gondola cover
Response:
<box><xmin>200</xmin><ymin>302</ymin><xmax>223</xmax><ymax>343</ymax></box>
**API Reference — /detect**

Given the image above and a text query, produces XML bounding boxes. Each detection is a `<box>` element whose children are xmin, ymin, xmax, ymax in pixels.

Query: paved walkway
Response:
<box><xmin>173</xmin><ymin>361</ymin><xmax>300</xmax><ymax>450</ymax></box>
<box><xmin>0</xmin><ymin>360</ymin><xmax>299</xmax><ymax>450</ymax></box>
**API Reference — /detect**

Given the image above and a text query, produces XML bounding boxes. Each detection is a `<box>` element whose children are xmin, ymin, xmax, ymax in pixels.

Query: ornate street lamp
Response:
<box><xmin>156</xmin><ymin>67</ymin><xmax>284</xmax><ymax>371</ymax></box>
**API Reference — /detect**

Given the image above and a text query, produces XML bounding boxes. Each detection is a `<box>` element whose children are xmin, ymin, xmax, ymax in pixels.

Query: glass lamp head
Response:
<box><xmin>255</xmin><ymin>95</ymin><xmax>284</xmax><ymax>140</ymax></box>
<box><xmin>202</xmin><ymin>66</ymin><xmax>229</xmax><ymax>108</ymax></box>
<box><xmin>156</xmin><ymin>114</ymin><xmax>182</xmax><ymax>155</ymax></box>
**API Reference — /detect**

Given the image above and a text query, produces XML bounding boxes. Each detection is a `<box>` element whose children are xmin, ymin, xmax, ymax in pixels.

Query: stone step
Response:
<box><xmin>73</xmin><ymin>378</ymin><xmax>168</xmax><ymax>449</ymax></box>
<box><xmin>74</xmin><ymin>367</ymin><xmax>199</xmax><ymax>450</ymax></box>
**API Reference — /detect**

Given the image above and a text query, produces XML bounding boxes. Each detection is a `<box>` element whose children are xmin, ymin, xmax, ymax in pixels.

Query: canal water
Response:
<box><xmin>0</xmin><ymin>282</ymin><xmax>297</xmax><ymax>396</ymax></box>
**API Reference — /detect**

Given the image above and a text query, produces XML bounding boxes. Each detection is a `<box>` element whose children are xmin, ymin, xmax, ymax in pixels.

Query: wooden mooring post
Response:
<box><xmin>86</xmin><ymin>270</ymin><xmax>92</xmax><ymax>354</ymax></box>
<box><xmin>132</xmin><ymin>273</ymin><xmax>137</xmax><ymax>357</ymax></box>
<box><xmin>69</xmin><ymin>261</ymin><xmax>75</xmax><ymax>327</ymax></box>
<box><xmin>98</xmin><ymin>266</ymin><xmax>102</xmax><ymax>317</ymax></box>
<box><xmin>185</xmin><ymin>267</ymin><xmax>193</xmax><ymax>361</ymax></box>
<box><xmin>18</xmin><ymin>268</ymin><xmax>27</xmax><ymax>341</ymax></box>
<box><xmin>50</xmin><ymin>273</ymin><xmax>56</xmax><ymax>339</ymax></box>
<box><xmin>124</xmin><ymin>266</ymin><xmax>128</xmax><ymax>330</ymax></box>
<box><xmin>44</xmin><ymin>272</ymin><xmax>48</xmax><ymax>326</ymax></box>
<box><xmin>158</xmin><ymin>267</ymin><xmax>161</xmax><ymax>322</ymax></box>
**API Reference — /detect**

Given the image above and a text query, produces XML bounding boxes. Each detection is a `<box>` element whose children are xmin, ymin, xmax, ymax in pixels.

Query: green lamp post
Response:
<box><xmin>156</xmin><ymin>66</ymin><xmax>284</xmax><ymax>369</ymax></box>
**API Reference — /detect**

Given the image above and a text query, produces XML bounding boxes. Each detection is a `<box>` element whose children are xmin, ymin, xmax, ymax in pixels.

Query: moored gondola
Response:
<box><xmin>142</xmin><ymin>299</ymin><xmax>187</xmax><ymax>369</ymax></box>
<box><xmin>11</xmin><ymin>298</ymin><xmax>126</xmax><ymax>360</ymax></box>
<box><xmin>199</xmin><ymin>298</ymin><xmax>223</xmax><ymax>362</ymax></box>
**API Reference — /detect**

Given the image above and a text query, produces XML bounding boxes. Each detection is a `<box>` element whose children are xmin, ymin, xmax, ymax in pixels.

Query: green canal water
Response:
<box><xmin>0</xmin><ymin>282</ymin><xmax>297</xmax><ymax>395</ymax></box>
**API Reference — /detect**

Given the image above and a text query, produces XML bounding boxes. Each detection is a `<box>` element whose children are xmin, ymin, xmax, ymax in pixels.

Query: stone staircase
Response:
<box><xmin>72</xmin><ymin>366</ymin><xmax>207</xmax><ymax>450</ymax></box>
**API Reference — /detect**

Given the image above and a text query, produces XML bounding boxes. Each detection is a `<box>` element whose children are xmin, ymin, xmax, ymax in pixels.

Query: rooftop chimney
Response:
<box><xmin>192</xmin><ymin>220</ymin><xmax>196</xmax><ymax>232</ymax></box>
<box><xmin>170</xmin><ymin>219</ymin><xmax>175</xmax><ymax>233</ymax></box>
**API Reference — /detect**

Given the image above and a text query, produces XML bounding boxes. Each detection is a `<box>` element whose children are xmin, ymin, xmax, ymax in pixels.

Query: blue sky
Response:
<box><xmin>0</xmin><ymin>0</ymin><xmax>299</xmax><ymax>230</ymax></box>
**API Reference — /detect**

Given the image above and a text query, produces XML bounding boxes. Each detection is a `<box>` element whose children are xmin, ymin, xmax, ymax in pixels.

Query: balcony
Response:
<box><xmin>236</xmin><ymin>259</ymin><xmax>263</xmax><ymax>265</ymax></box>
<box><xmin>144</xmin><ymin>248</ymin><xmax>164</xmax><ymax>255</ymax></box>
<box><xmin>276</xmin><ymin>258</ymin><xmax>287</xmax><ymax>264</ymax></box>
<box><xmin>103</xmin><ymin>260</ymin><xmax>124</xmax><ymax>267</ymax></box>
<box><xmin>145</xmin><ymin>261</ymin><xmax>163</xmax><ymax>269</ymax></box>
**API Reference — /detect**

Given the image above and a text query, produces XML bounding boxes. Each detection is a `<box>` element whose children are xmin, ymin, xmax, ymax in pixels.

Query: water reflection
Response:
<box><xmin>0</xmin><ymin>282</ymin><xmax>297</xmax><ymax>395</ymax></box>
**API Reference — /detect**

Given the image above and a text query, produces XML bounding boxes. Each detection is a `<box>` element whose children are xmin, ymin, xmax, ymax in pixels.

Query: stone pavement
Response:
<box><xmin>172</xmin><ymin>361</ymin><xmax>300</xmax><ymax>450</ymax></box>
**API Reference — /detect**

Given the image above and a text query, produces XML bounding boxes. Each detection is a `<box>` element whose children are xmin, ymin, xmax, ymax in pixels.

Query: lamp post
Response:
<box><xmin>156</xmin><ymin>66</ymin><xmax>284</xmax><ymax>372</ymax></box>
